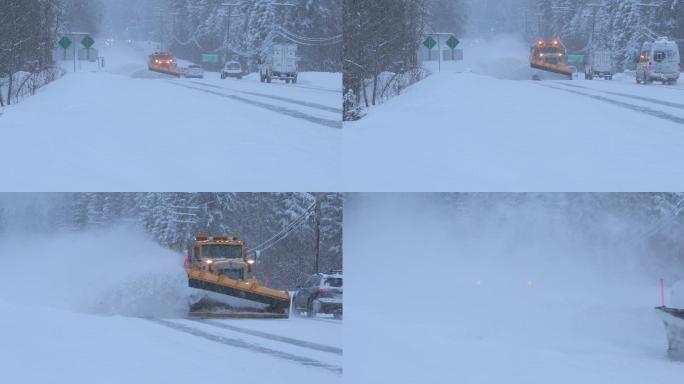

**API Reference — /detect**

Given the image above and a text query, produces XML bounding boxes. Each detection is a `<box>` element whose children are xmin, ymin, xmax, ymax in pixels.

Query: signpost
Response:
<box><xmin>567</xmin><ymin>54</ymin><xmax>584</xmax><ymax>65</ymax></box>
<box><xmin>202</xmin><ymin>54</ymin><xmax>220</xmax><ymax>64</ymax></box>
<box><xmin>58</xmin><ymin>36</ymin><xmax>72</xmax><ymax>60</ymax></box>
<box><xmin>446</xmin><ymin>36</ymin><xmax>460</xmax><ymax>60</ymax></box>
<box><xmin>81</xmin><ymin>35</ymin><xmax>95</xmax><ymax>61</ymax></box>
<box><xmin>423</xmin><ymin>36</ymin><xmax>437</xmax><ymax>60</ymax></box>
<box><xmin>425</xmin><ymin>33</ymin><xmax>459</xmax><ymax>72</ymax></box>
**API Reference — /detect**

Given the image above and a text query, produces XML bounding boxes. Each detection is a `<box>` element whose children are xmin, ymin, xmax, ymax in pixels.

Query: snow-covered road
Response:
<box><xmin>0</xmin><ymin>301</ymin><xmax>342</xmax><ymax>383</ymax></box>
<box><xmin>344</xmin><ymin>65</ymin><xmax>684</xmax><ymax>192</ymax></box>
<box><xmin>0</xmin><ymin>228</ymin><xmax>342</xmax><ymax>383</ymax></box>
<box><xmin>0</xmin><ymin>43</ymin><xmax>341</xmax><ymax>191</ymax></box>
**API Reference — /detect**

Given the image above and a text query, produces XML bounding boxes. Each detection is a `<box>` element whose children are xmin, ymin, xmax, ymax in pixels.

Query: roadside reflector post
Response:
<box><xmin>661</xmin><ymin>278</ymin><xmax>665</xmax><ymax>307</ymax></box>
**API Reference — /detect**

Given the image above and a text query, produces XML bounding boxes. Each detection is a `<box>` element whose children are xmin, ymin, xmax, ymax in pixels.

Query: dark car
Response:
<box><xmin>293</xmin><ymin>271</ymin><xmax>342</xmax><ymax>319</ymax></box>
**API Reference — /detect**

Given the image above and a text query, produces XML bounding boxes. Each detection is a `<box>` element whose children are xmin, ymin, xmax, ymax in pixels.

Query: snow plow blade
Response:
<box><xmin>148</xmin><ymin>67</ymin><xmax>181</xmax><ymax>78</ymax></box>
<box><xmin>187</xmin><ymin>268</ymin><xmax>291</xmax><ymax>317</ymax></box>
<box><xmin>530</xmin><ymin>63</ymin><xmax>573</xmax><ymax>79</ymax></box>
<box><xmin>188</xmin><ymin>311</ymin><xmax>289</xmax><ymax>319</ymax></box>
<box><xmin>656</xmin><ymin>306</ymin><xmax>684</xmax><ymax>361</ymax></box>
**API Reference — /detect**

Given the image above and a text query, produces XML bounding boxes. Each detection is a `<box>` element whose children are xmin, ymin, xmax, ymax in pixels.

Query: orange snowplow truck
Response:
<box><xmin>148</xmin><ymin>52</ymin><xmax>180</xmax><ymax>77</ymax></box>
<box><xmin>186</xmin><ymin>233</ymin><xmax>291</xmax><ymax>318</ymax></box>
<box><xmin>530</xmin><ymin>39</ymin><xmax>573</xmax><ymax>79</ymax></box>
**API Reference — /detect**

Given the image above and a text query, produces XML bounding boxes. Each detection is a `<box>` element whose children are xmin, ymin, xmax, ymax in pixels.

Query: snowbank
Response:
<box><xmin>0</xmin><ymin>226</ymin><xmax>189</xmax><ymax>317</ymax></box>
<box><xmin>0</xmin><ymin>67</ymin><xmax>64</xmax><ymax>106</ymax></box>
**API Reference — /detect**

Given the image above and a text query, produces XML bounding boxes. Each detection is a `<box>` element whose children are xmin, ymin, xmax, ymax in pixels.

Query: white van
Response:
<box><xmin>636</xmin><ymin>38</ymin><xmax>680</xmax><ymax>85</ymax></box>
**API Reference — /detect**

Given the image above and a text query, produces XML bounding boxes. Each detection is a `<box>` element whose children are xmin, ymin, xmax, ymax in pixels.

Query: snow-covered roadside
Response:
<box><xmin>344</xmin><ymin>194</ymin><xmax>684</xmax><ymax>383</ymax></box>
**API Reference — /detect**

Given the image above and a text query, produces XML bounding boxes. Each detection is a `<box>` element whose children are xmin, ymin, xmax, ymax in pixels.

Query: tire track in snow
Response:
<box><xmin>167</xmin><ymin>82</ymin><xmax>342</xmax><ymax>129</ymax></box>
<box><xmin>193</xmin><ymin>319</ymin><xmax>343</xmax><ymax>355</ymax></box>
<box><xmin>535</xmin><ymin>83</ymin><xmax>684</xmax><ymax>126</ymax></box>
<box><xmin>148</xmin><ymin>319</ymin><xmax>343</xmax><ymax>374</ymax></box>
<box><xmin>186</xmin><ymin>80</ymin><xmax>342</xmax><ymax>114</ymax></box>
<box><xmin>553</xmin><ymin>82</ymin><xmax>684</xmax><ymax>111</ymax></box>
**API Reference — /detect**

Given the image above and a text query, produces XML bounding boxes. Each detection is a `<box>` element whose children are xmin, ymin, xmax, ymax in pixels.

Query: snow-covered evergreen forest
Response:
<box><xmin>103</xmin><ymin>0</ymin><xmax>342</xmax><ymax>72</ymax></box>
<box><xmin>0</xmin><ymin>0</ymin><xmax>61</xmax><ymax>106</ymax></box>
<box><xmin>0</xmin><ymin>193</ymin><xmax>343</xmax><ymax>289</ymax></box>
<box><xmin>470</xmin><ymin>0</ymin><xmax>684</xmax><ymax>71</ymax></box>
<box><xmin>1</xmin><ymin>0</ymin><xmax>341</xmax><ymax>108</ymax></box>
<box><xmin>343</xmin><ymin>0</ymin><xmax>684</xmax><ymax>120</ymax></box>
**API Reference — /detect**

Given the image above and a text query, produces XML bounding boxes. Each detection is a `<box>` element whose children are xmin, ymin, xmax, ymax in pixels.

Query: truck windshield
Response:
<box><xmin>201</xmin><ymin>244</ymin><xmax>242</xmax><ymax>259</ymax></box>
<box><xmin>324</xmin><ymin>278</ymin><xmax>343</xmax><ymax>288</ymax></box>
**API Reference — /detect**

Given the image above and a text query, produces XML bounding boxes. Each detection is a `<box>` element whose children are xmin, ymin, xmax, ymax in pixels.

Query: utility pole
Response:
<box><xmin>153</xmin><ymin>6</ymin><xmax>165</xmax><ymax>51</ymax></box>
<box><xmin>220</xmin><ymin>3</ymin><xmax>240</xmax><ymax>62</ymax></box>
<box><xmin>536</xmin><ymin>12</ymin><xmax>543</xmax><ymax>37</ymax></box>
<box><xmin>586</xmin><ymin>3</ymin><xmax>603</xmax><ymax>62</ymax></box>
<box><xmin>313</xmin><ymin>193</ymin><xmax>322</xmax><ymax>274</ymax></box>
<box><xmin>550</xmin><ymin>6</ymin><xmax>571</xmax><ymax>37</ymax></box>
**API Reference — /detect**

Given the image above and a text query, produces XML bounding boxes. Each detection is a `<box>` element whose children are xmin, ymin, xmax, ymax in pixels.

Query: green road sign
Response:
<box><xmin>423</xmin><ymin>36</ymin><xmax>437</xmax><ymax>50</ymax></box>
<box><xmin>446</xmin><ymin>36</ymin><xmax>460</xmax><ymax>49</ymax></box>
<box><xmin>58</xmin><ymin>36</ymin><xmax>72</xmax><ymax>49</ymax></box>
<box><xmin>567</xmin><ymin>54</ymin><xmax>584</xmax><ymax>64</ymax></box>
<box><xmin>202</xmin><ymin>54</ymin><xmax>220</xmax><ymax>63</ymax></box>
<box><xmin>81</xmin><ymin>35</ymin><xmax>95</xmax><ymax>49</ymax></box>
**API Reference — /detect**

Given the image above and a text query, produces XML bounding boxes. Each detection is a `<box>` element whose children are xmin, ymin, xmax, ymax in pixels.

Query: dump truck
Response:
<box><xmin>148</xmin><ymin>52</ymin><xmax>181</xmax><ymax>77</ymax></box>
<box><xmin>259</xmin><ymin>44</ymin><xmax>299</xmax><ymax>84</ymax></box>
<box><xmin>585</xmin><ymin>50</ymin><xmax>614</xmax><ymax>80</ymax></box>
<box><xmin>655</xmin><ymin>306</ymin><xmax>684</xmax><ymax>361</ymax></box>
<box><xmin>185</xmin><ymin>233</ymin><xmax>291</xmax><ymax>318</ymax></box>
<box><xmin>529</xmin><ymin>38</ymin><xmax>573</xmax><ymax>80</ymax></box>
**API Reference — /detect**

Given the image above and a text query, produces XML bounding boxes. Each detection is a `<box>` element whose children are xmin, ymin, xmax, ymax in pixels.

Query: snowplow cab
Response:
<box><xmin>186</xmin><ymin>233</ymin><xmax>291</xmax><ymax>318</ymax></box>
<box><xmin>148</xmin><ymin>52</ymin><xmax>180</xmax><ymax>77</ymax></box>
<box><xmin>530</xmin><ymin>39</ymin><xmax>573</xmax><ymax>79</ymax></box>
<box><xmin>189</xmin><ymin>233</ymin><xmax>255</xmax><ymax>280</ymax></box>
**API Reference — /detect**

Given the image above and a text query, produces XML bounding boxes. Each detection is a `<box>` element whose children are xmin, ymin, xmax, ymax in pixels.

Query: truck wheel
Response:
<box><xmin>292</xmin><ymin>76</ymin><xmax>298</xmax><ymax>84</ymax></box>
<box><xmin>267</xmin><ymin>76</ymin><xmax>272</xmax><ymax>83</ymax></box>
<box><xmin>260</xmin><ymin>75</ymin><xmax>265</xmax><ymax>83</ymax></box>
<box><xmin>334</xmin><ymin>313</ymin><xmax>342</xmax><ymax>320</ymax></box>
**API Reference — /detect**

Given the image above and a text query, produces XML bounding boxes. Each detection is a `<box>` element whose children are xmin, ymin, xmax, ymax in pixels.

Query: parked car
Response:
<box><xmin>221</xmin><ymin>61</ymin><xmax>243</xmax><ymax>80</ymax></box>
<box><xmin>259</xmin><ymin>44</ymin><xmax>298</xmax><ymax>84</ymax></box>
<box><xmin>183</xmin><ymin>64</ymin><xmax>204</xmax><ymax>79</ymax></box>
<box><xmin>293</xmin><ymin>271</ymin><xmax>342</xmax><ymax>319</ymax></box>
<box><xmin>636</xmin><ymin>37</ymin><xmax>680</xmax><ymax>85</ymax></box>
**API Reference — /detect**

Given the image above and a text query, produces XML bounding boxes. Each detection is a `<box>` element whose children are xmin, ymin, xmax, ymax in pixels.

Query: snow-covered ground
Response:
<box><xmin>344</xmin><ymin>36</ymin><xmax>684</xmax><ymax>192</ymax></box>
<box><xmin>0</xmin><ymin>41</ymin><xmax>341</xmax><ymax>191</ymax></box>
<box><xmin>0</xmin><ymin>228</ymin><xmax>342</xmax><ymax>383</ymax></box>
<box><xmin>344</xmin><ymin>194</ymin><xmax>684</xmax><ymax>383</ymax></box>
